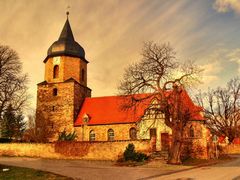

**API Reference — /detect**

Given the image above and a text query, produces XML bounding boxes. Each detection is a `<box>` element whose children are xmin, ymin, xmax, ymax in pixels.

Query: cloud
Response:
<box><xmin>200</xmin><ymin>61</ymin><xmax>222</xmax><ymax>86</ymax></box>
<box><xmin>213</xmin><ymin>0</ymin><xmax>240</xmax><ymax>14</ymax></box>
<box><xmin>226</xmin><ymin>48</ymin><xmax>240</xmax><ymax>73</ymax></box>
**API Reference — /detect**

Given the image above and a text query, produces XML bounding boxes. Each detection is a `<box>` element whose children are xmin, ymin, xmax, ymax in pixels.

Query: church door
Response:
<box><xmin>161</xmin><ymin>133</ymin><xmax>170</xmax><ymax>151</ymax></box>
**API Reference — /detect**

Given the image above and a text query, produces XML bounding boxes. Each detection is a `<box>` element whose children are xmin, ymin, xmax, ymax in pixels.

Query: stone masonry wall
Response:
<box><xmin>220</xmin><ymin>144</ymin><xmax>240</xmax><ymax>154</ymax></box>
<box><xmin>36</xmin><ymin>81</ymin><xmax>76</xmax><ymax>141</ymax></box>
<box><xmin>44</xmin><ymin>56</ymin><xmax>87</xmax><ymax>86</ymax></box>
<box><xmin>182</xmin><ymin>121</ymin><xmax>208</xmax><ymax>159</ymax></box>
<box><xmin>74</xmin><ymin>123</ymin><xmax>137</xmax><ymax>141</ymax></box>
<box><xmin>0</xmin><ymin>141</ymin><xmax>151</xmax><ymax>160</ymax></box>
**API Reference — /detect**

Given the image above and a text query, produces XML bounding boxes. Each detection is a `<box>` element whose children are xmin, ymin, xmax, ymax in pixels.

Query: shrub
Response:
<box><xmin>58</xmin><ymin>129</ymin><xmax>77</xmax><ymax>141</ymax></box>
<box><xmin>123</xmin><ymin>143</ymin><xmax>136</xmax><ymax>161</ymax></box>
<box><xmin>135</xmin><ymin>152</ymin><xmax>148</xmax><ymax>162</ymax></box>
<box><xmin>0</xmin><ymin>138</ymin><xmax>12</xmax><ymax>143</ymax></box>
<box><xmin>123</xmin><ymin>143</ymin><xmax>148</xmax><ymax>162</ymax></box>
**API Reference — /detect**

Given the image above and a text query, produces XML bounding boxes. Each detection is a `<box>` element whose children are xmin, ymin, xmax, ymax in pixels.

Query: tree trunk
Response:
<box><xmin>228</xmin><ymin>135</ymin><xmax>235</xmax><ymax>144</ymax></box>
<box><xmin>168</xmin><ymin>127</ymin><xmax>183</xmax><ymax>164</ymax></box>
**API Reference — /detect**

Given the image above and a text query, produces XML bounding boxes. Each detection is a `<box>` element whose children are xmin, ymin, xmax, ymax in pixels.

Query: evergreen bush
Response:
<box><xmin>58</xmin><ymin>129</ymin><xmax>77</xmax><ymax>141</ymax></box>
<box><xmin>123</xmin><ymin>143</ymin><xmax>148</xmax><ymax>162</ymax></box>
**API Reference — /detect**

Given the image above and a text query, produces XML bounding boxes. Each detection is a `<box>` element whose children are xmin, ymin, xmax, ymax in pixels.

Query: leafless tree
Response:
<box><xmin>118</xmin><ymin>42</ymin><xmax>202</xmax><ymax>164</ymax></box>
<box><xmin>23</xmin><ymin>112</ymin><xmax>55</xmax><ymax>143</ymax></box>
<box><xmin>195</xmin><ymin>77</ymin><xmax>240</xmax><ymax>143</ymax></box>
<box><xmin>0</xmin><ymin>45</ymin><xmax>29</xmax><ymax>123</ymax></box>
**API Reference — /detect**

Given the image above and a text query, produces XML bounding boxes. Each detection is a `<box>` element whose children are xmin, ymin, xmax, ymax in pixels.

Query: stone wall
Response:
<box><xmin>36</xmin><ymin>81</ymin><xmax>76</xmax><ymax>141</ymax></box>
<box><xmin>74</xmin><ymin>123</ymin><xmax>137</xmax><ymax>141</ymax></box>
<box><xmin>0</xmin><ymin>143</ymin><xmax>62</xmax><ymax>158</ymax></box>
<box><xmin>0</xmin><ymin>140</ymin><xmax>151</xmax><ymax>160</ymax></box>
<box><xmin>44</xmin><ymin>56</ymin><xmax>87</xmax><ymax>86</ymax></box>
<box><xmin>220</xmin><ymin>144</ymin><xmax>240</xmax><ymax>154</ymax></box>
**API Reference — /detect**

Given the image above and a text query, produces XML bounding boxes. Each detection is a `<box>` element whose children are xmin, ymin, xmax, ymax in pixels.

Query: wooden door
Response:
<box><xmin>161</xmin><ymin>133</ymin><xmax>170</xmax><ymax>151</ymax></box>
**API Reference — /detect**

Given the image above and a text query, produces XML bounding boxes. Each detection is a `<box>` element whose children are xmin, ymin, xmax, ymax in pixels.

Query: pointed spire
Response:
<box><xmin>58</xmin><ymin>17</ymin><xmax>75</xmax><ymax>41</ymax></box>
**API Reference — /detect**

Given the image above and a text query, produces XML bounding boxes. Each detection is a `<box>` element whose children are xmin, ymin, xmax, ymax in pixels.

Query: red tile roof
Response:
<box><xmin>74</xmin><ymin>91</ymin><xmax>204</xmax><ymax>126</ymax></box>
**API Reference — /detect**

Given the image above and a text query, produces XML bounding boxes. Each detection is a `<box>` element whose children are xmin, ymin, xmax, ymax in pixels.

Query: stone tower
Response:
<box><xmin>36</xmin><ymin>15</ymin><xmax>91</xmax><ymax>141</ymax></box>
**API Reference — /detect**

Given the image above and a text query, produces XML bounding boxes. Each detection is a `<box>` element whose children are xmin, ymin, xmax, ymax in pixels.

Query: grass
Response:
<box><xmin>0</xmin><ymin>164</ymin><xmax>73</xmax><ymax>180</ymax></box>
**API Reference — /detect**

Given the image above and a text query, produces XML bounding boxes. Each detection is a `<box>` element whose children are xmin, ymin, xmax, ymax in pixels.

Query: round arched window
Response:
<box><xmin>53</xmin><ymin>65</ymin><xmax>59</xmax><ymax>79</ymax></box>
<box><xmin>129</xmin><ymin>127</ymin><xmax>137</xmax><ymax>140</ymax></box>
<box><xmin>89</xmin><ymin>130</ymin><xmax>95</xmax><ymax>141</ymax></box>
<box><xmin>107</xmin><ymin>129</ymin><xmax>114</xmax><ymax>141</ymax></box>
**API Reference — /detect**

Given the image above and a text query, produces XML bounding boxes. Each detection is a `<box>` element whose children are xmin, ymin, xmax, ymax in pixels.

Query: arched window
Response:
<box><xmin>129</xmin><ymin>127</ymin><xmax>137</xmax><ymax>140</ymax></box>
<box><xmin>190</xmin><ymin>125</ymin><xmax>194</xmax><ymax>138</ymax></box>
<box><xmin>81</xmin><ymin>69</ymin><xmax>85</xmax><ymax>82</ymax></box>
<box><xmin>108</xmin><ymin>129</ymin><xmax>114</xmax><ymax>141</ymax></box>
<box><xmin>53</xmin><ymin>88</ymin><xmax>58</xmax><ymax>96</ymax></box>
<box><xmin>89</xmin><ymin>130</ymin><xmax>95</xmax><ymax>141</ymax></box>
<box><xmin>53</xmin><ymin>65</ymin><xmax>59</xmax><ymax>79</ymax></box>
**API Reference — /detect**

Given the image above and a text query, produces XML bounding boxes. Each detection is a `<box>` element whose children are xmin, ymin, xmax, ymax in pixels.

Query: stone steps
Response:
<box><xmin>150</xmin><ymin>151</ymin><xmax>169</xmax><ymax>160</ymax></box>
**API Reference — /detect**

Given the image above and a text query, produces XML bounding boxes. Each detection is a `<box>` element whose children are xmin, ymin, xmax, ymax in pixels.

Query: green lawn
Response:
<box><xmin>0</xmin><ymin>164</ymin><xmax>73</xmax><ymax>180</ymax></box>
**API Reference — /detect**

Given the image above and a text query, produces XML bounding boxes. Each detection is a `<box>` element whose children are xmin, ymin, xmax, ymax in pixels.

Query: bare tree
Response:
<box><xmin>23</xmin><ymin>113</ymin><xmax>55</xmax><ymax>143</ymax></box>
<box><xmin>195</xmin><ymin>77</ymin><xmax>240</xmax><ymax>143</ymax></box>
<box><xmin>118</xmin><ymin>42</ymin><xmax>202</xmax><ymax>164</ymax></box>
<box><xmin>0</xmin><ymin>45</ymin><xmax>29</xmax><ymax>124</ymax></box>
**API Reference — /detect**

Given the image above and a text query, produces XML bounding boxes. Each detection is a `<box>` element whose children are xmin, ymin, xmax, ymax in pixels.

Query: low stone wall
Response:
<box><xmin>0</xmin><ymin>140</ymin><xmax>151</xmax><ymax>160</ymax></box>
<box><xmin>220</xmin><ymin>144</ymin><xmax>240</xmax><ymax>154</ymax></box>
<box><xmin>0</xmin><ymin>143</ymin><xmax>62</xmax><ymax>158</ymax></box>
<box><xmin>181</xmin><ymin>138</ymin><xmax>208</xmax><ymax>159</ymax></box>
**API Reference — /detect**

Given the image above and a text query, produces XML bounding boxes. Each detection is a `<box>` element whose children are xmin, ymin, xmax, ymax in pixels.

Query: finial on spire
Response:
<box><xmin>66</xmin><ymin>5</ymin><xmax>70</xmax><ymax>18</ymax></box>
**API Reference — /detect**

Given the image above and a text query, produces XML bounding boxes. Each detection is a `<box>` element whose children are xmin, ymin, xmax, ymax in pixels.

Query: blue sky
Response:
<box><xmin>0</xmin><ymin>0</ymin><xmax>239</xmax><ymax>110</ymax></box>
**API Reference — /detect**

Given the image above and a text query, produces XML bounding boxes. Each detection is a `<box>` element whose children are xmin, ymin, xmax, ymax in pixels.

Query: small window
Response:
<box><xmin>89</xmin><ymin>130</ymin><xmax>95</xmax><ymax>141</ymax></box>
<box><xmin>81</xmin><ymin>69</ymin><xmax>85</xmax><ymax>82</ymax></box>
<box><xmin>129</xmin><ymin>127</ymin><xmax>137</xmax><ymax>140</ymax></box>
<box><xmin>52</xmin><ymin>106</ymin><xmax>55</xmax><ymax>111</ymax></box>
<box><xmin>108</xmin><ymin>129</ymin><xmax>114</xmax><ymax>141</ymax></box>
<box><xmin>53</xmin><ymin>88</ymin><xmax>58</xmax><ymax>96</ymax></box>
<box><xmin>53</xmin><ymin>65</ymin><xmax>59</xmax><ymax>79</ymax></box>
<box><xmin>190</xmin><ymin>125</ymin><xmax>194</xmax><ymax>138</ymax></box>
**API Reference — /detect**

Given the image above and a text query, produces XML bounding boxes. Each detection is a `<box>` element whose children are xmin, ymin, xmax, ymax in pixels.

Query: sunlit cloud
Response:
<box><xmin>226</xmin><ymin>48</ymin><xmax>240</xmax><ymax>73</ymax></box>
<box><xmin>213</xmin><ymin>0</ymin><xmax>240</xmax><ymax>14</ymax></box>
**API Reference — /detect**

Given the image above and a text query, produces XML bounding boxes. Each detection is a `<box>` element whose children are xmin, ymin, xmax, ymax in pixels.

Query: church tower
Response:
<box><xmin>36</xmin><ymin>14</ymin><xmax>91</xmax><ymax>141</ymax></box>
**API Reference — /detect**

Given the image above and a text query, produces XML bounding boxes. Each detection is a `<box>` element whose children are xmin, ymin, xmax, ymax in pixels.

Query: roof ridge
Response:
<box><xmin>86</xmin><ymin>93</ymin><xmax>151</xmax><ymax>99</ymax></box>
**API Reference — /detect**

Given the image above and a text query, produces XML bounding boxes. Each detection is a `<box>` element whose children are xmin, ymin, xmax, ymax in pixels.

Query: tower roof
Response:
<box><xmin>45</xmin><ymin>17</ymin><xmax>87</xmax><ymax>62</ymax></box>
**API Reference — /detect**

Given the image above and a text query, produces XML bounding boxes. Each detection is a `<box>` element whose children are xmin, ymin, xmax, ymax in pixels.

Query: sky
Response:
<box><xmin>0</xmin><ymin>0</ymin><xmax>240</xmax><ymax>111</ymax></box>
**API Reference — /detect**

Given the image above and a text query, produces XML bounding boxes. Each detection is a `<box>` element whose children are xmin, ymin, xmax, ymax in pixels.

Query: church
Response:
<box><xmin>36</xmin><ymin>15</ymin><xmax>208</xmax><ymax>153</ymax></box>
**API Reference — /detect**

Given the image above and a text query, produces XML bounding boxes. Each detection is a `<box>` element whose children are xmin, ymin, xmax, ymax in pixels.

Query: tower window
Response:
<box><xmin>52</xmin><ymin>106</ymin><xmax>55</xmax><ymax>111</ymax></box>
<box><xmin>81</xmin><ymin>69</ymin><xmax>85</xmax><ymax>82</ymax></box>
<box><xmin>53</xmin><ymin>88</ymin><xmax>58</xmax><ymax>96</ymax></box>
<box><xmin>53</xmin><ymin>65</ymin><xmax>59</xmax><ymax>79</ymax></box>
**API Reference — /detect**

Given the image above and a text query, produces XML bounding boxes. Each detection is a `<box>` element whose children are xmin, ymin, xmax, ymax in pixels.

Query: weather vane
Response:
<box><xmin>66</xmin><ymin>5</ymin><xmax>70</xmax><ymax>18</ymax></box>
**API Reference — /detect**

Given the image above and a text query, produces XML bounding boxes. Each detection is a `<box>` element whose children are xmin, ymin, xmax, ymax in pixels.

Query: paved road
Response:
<box><xmin>0</xmin><ymin>157</ymin><xmax>183</xmax><ymax>180</ymax></box>
<box><xmin>0</xmin><ymin>156</ymin><xmax>239</xmax><ymax>180</ymax></box>
<box><xmin>159</xmin><ymin>155</ymin><xmax>240</xmax><ymax>180</ymax></box>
